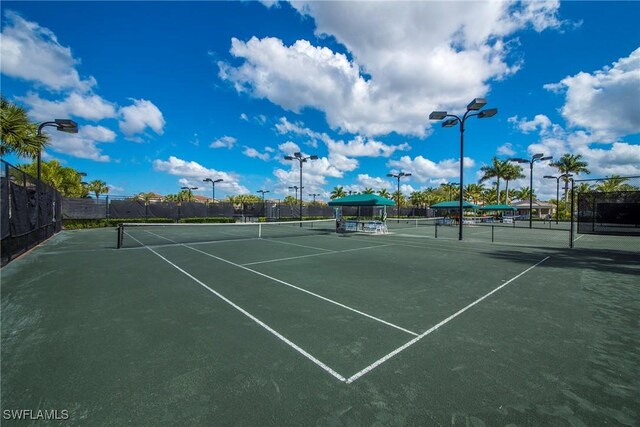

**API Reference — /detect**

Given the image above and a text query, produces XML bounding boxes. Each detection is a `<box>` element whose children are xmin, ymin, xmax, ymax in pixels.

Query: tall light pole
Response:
<box><xmin>180</xmin><ymin>186</ymin><xmax>198</xmax><ymax>201</ymax></box>
<box><xmin>257</xmin><ymin>189</ymin><xmax>269</xmax><ymax>217</ymax></box>
<box><xmin>285</xmin><ymin>152</ymin><xmax>318</xmax><ymax>224</ymax></box>
<box><xmin>544</xmin><ymin>173</ymin><xmax>572</xmax><ymax>224</ymax></box>
<box><xmin>36</xmin><ymin>119</ymin><xmax>78</xmax><ymax>236</ymax></box>
<box><xmin>203</xmin><ymin>178</ymin><xmax>223</xmax><ymax>203</ymax></box>
<box><xmin>509</xmin><ymin>153</ymin><xmax>553</xmax><ymax>228</ymax></box>
<box><xmin>430</xmin><ymin>98</ymin><xmax>497</xmax><ymax>240</ymax></box>
<box><xmin>387</xmin><ymin>171</ymin><xmax>411</xmax><ymax>219</ymax></box>
<box><xmin>309</xmin><ymin>193</ymin><xmax>320</xmax><ymax>203</ymax></box>
<box><xmin>288</xmin><ymin>186</ymin><xmax>301</xmax><ymax>204</ymax></box>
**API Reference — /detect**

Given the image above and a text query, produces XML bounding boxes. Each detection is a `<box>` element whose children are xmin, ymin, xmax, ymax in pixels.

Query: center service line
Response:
<box><xmin>345</xmin><ymin>256</ymin><xmax>551</xmax><ymax>384</ymax></box>
<box><xmin>126</xmin><ymin>232</ymin><xmax>346</xmax><ymax>382</ymax></box>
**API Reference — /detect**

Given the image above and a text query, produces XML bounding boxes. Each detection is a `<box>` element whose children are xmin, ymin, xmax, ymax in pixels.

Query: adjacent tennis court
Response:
<box><xmin>1</xmin><ymin>221</ymin><xmax>638</xmax><ymax>425</ymax></box>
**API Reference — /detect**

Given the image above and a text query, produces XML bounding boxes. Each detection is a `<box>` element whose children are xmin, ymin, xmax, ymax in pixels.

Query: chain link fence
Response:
<box><xmin>574</xmin><ymin>175</ymin><xmax>640</xmax><ymax>236</ymax></box>
<box><xmin>1</xmin><ymin>159</ymin><xmax>62</xmax><ymax>266</ymax></box>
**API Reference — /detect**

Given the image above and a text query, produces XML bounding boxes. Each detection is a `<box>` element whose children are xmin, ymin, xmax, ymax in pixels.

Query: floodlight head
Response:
<box><xmin>562</xmin><ymin>173</ymin><xmax>573</xmax><ymax>178</ymax></box>
<box><xmin>533</xmin><ymin>153</ymin><xmax>545</xmax><ymax>160</ymax></box>
<box><xmin>214</xmin><ymin>178</ymin><xmax>223</xmax><ymax>183</ymax></box>
<box><xmin>309</xmin><ymin>155</ymin><xmax>318</xmax><ymax>160</ymax></box>
<box><xmin>284</xmin><ymin>155</ymin><xmax>293</xmax><ymax>160</ymax></box>
<box><xmin>294</xmin><ymin>152</ymin><xmax>302</xmax><ymax>158</ymax></box>
<box><xmin>401</xmin><ymin>172</ymin><xmax>412</xmax><ymax>177</ymax></box>
<box><xmin>540</xmin><ymin>156</ymin><xmax>553</xmax><ymax>161</ymax></box>
<box><xmin>478</xmin><ymin>108</ymin><xmax>497</xmax><ymax>119</ymax></box>
<box><xmin>203</xmin><ymin>178</ymin><xmax>211</xmax><ymax>182</ymax></box>
<box><xmin>386</xmin><ymin>173</ymin><xmax>395</xmax><ymax>178</ymax></box>
<box><xmin>54</xmin><ymin>119</ymin><xmax>78</xmax><ymax>133</ymax></box>
<box><xmin>467</xmin><ymin>98</ymin><xmax>487</xmax><ymax>111</ymax></box>
<box><xmin>543</xmin><ymin>175</ymin><xmax>556</xmax><ymax>179</ymax></box>
<box><xmin>442</xmin><ymin>118</ymin><xmax>459</xmax><ymax>128</ymax></box>
<box><xmin>509</xmin><ymin>158</ymin><xmax>528</xmax><ymax>164</ymax></box>
<box><xmin>429</xmin><ymin>111</ymin><xmax>447</xmax><ymax>120</ymax></box>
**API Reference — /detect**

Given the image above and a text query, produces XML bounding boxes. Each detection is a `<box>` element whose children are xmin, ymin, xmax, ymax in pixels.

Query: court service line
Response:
<box><xmin>264</xmin><ymin>239</ymin><xmax>336</xmax><ymax>252</ymax></box>
<box><xmin>142</xmin><ymin>230</ymin><xmax>418</xmax><ymax>336</ymax></box>
<box><xmin>345</xmin><ymin>255</ymin><xmax>551</xmax><ymax>384</ymax></box>
<box><xmin>125</xmin><ymin>232</ymin><xmax>346</xmax><ymax>382</ymax></box>
<box><xmin>184</xmin><ymin>244</ymin><xmax>419</xmax><ymax>337</ymax></box>
<box><xmin>242</xmin><ymin>244</ymin><xmax>394</xmax><ymax>266</ymax></box>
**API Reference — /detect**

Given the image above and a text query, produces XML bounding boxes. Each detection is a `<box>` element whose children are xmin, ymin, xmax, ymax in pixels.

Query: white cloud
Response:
<box><xmin>326</xmin><ymin>135</ymin><xmax>410</xmax><ymax>158</ymax></box>
<box><xmin>118</xmin><ymin>99</ymin><xmax>165</xmax><ymax>137</ymax></box>
<box><xmin>243</xmin><ymin>146</ymin><xmax>270</xmax><ymax>161</ymax></box>
<box><xmin>544</xmin><ymin>48</ymin><xmax>640</xmax><ymax>141</ymax></box>
<box><xmin>220</xmin><ymin>1</ymin><xmax>566</xmax><ymax>136</ymax></box>
<box><xmin>387</xmin><ymin>155</ymin><xmax>475</xmax><ymax>183</ymax></box>
<box><xmin>508</xmin><ymin>114</ymin><xmax>553</xmax><ymax>134</ymax></box>
<box><xmin>17</xmin><ymin>91</ymin><xmax>117</xmax><ymax>121</ymax></box>
<box><xmin>45</xmin><ymin>125</ymin><xmax>115</xmax><ymax>162</ymax></box>
<box><xmin>496</xmin><ymin>142</ymin><xmax>516</xmax><ymax>157</ymax></box>
<box><xmin>153</xmin><ymin>156</ymin><xmax>249</xmax><ymax>195</ymax></box>
<box><xmin>357</xmin><ymin>174</ymin><xmax>392</xmax><ymax>191</ymax></box>
<box><xmin>0</xmin><ymin>11</ymin><xmax>96</xmax><ymax>92</ymax></box>
<box><xmin>210</xmin><ymin>135</ymin><xmax>237</xmax><ymax>149</ymax></box>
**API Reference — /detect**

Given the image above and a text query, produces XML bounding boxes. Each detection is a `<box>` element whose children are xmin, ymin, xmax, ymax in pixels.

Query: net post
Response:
<box><xmin>435</xmin><ymin>221</ymin><xmax>438</xmax><ymax>238</ymax></box>
<box><xmin>117</xmin><ymin>224</ymin><xmax>123</xmax><ymax>249</ymax></box>
<box><xmin>569</xmin><ymin>179</ymin><xmax>575</xmax><ymax>249</ymax></box>
<box><xmin>258</xmin><ymin>223</ymin><xmax>262</xmax><ymax>238</ymax></box>
<box><xmin>491</xmin><ymin>225</ymin><xmax>494</xmax><ymax>242</ymax></box>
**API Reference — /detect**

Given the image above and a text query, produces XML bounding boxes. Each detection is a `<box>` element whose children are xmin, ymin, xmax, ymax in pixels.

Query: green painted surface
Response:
<box><xmin>1</xmin><ymin>227</ymin><xmax>638</xmax><ymax>425</ymax></box>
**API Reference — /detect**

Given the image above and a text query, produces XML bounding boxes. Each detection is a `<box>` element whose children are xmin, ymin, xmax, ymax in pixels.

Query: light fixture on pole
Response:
<box><xmin>386</xmin><ymin>171</ymin><xmax>411</xmax><ymax>219</ymax></box>
<box><xmin>203</xmin><ymin>178</ymin><xmax>223</xmax><ymax>203</ymax></box>
<box><xmin>285</xmin><ymin>152</ymin><xmax>318</xmax><ymax>225</ymax></box>
<box><xmin>544</xmin><ymin>173</ymin><xmax>572</xmax><ymax>224</ymax></box>
<box><xmin>36</xmin><ymin>119</ymin><xmax>79</xmax><ymax>182</ymax></box>
<box><xmin>288</xmin><ymin>185</ymin><xmax>301</xmax><ymax>201</ymax></box>
<box><xmin>509</xmin><ymin>153</ymin><xmax>553</xmax><ymax>228</ymax></box>
<box><xmin>180</xmin><ymin>186</ymin><xmax>198</xmax><ymax>201</ymax></box>
<box><xmin>257</xmin><ymin>189</ymin><xmax>270</xmax><ymax>217</ymax></box>
<box><xmin>430</xmin><ymin>98</ymin><xmax>497</xmax><ymax>240</ymax></box>
<box><xmin>309</xmin><ymin>193</ymin><xmax>320</xmax><ymax>203</ymax></box>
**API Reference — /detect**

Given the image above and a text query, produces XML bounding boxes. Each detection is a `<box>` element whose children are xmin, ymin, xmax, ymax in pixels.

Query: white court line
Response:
<box><xmin>345</xmin><ymin>256</ymin><xmax>551</xmax><ymax>384</ymax></box>
<box><xmin>183</xmin><ymin>244</ymin><xmax>419</xmax><ymax>337</ymax></box>
<box><xmin>125</xmin><ymin>232</ymin><xmax>346</xmax><ymax>382</ymax></box>
<box><xmin>242</xmin><ymin>244</ymin><xmax>394</xmax><ymax>266</ymax></box>
<box><xmin>573</xmin><ymin>234</ymin><xmax>585</xmax><ymax>242</ymax></box>
<box><xmin>143</xmin><ymin>230</ymin><xmax>417</xmax><ymax>336</ymax></box>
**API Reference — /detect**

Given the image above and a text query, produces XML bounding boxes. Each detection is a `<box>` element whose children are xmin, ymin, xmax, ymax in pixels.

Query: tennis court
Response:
<box><xmin>2</xmin><ymin>220</ymin><xmax>638</xmax><ymax>425</ymax></box>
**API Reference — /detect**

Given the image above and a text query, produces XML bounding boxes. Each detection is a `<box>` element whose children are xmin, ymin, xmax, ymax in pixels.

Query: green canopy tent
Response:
<box><xmin>328</xmin><ymin>194</ymin><xmax>396</xmax><ymax>207</ymax></box>
<box><xmin>328</xmin><ymin>194</ymin><xmax>395</xmax><ymax>233</ymax></box>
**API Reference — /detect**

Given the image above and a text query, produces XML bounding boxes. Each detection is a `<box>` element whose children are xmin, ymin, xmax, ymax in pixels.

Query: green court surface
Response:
<box><xmin>1</xmin><ymin>224</ymin><xmax>638</xmax><ymax>425</ymax></box>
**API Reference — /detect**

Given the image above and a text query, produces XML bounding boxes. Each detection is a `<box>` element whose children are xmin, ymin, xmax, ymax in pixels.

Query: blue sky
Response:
<box><xmin>1</xmin><ymin>1</ymin><xmax>639</xmax><ymax>202</ymax></box>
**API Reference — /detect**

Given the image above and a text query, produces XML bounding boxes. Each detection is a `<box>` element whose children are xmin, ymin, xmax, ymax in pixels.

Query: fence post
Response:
<box><xmin>569</xmin><ymin>179</ymin><xmax>575</xmax><ymax>249</ymax></box>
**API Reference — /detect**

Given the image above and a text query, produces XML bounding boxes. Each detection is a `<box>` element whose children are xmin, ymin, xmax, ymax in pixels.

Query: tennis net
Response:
<box><xmin>385</xmin><ymin>217</ymin><xmax>443</xmax><ymax>230</ymax></box>
<box><xmin>117</xmin><ymin>219</ymin><xmax>336</xmax><ymax>248</ymax></box>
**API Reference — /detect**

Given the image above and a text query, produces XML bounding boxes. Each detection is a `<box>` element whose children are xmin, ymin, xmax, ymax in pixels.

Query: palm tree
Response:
<box><xmin>1</xmin><ymin>96</ymin><xmax>47</xmax><ymax>158</ymax></box>
<box><xmin>513</xmin><ymin>186</ymin><xmax>536</xmax><ymax>202</ymax></box>
<box><xmin>330</xmin><ymin>186</ymin><xmax>347</xmax><ymax>199</ymax></box>
<box><xmin>550</xmin><ymin>154</ymin><xmax>590</xmax><ymax>203</ymax></box>
<box><xmin>502</xmin><ymin>164</ymin><xmax>525</xmax><ymax>204</ymax></box>
<box><xmin>88</xmin><ymin>180</ymin><xmax>109</xmax><ymax>199</ymax></box>
<box><xmin>464</xmin><ymin>183</ymin><xmax>485</xmax><ymax>205</ymax></box>
<box><xmin>362</xmin><ymin>187</ymin><xmax>375</xmax><ymax>194</ymax></box>
<box><xmin>595</xmin><ymin>175</ymin><xmax>633</xmax><ymax>192</ymax></box>
<box><xmin>18</xmin><ymin>160</ymin><xmax>85</xmax><ymax>197</ymax></box>
<box><xmin>479</xmin><ymin>157</ymin><xmax>509</xmax><ymax>204</ymax></box>
<box><xmin>439</xmin><ymin>182</ymin><xmax>459</xmax><ymax>201</ymax></box>
<box><xmin>378</xmin><ymin>188</ymin><xmax>391</xmax><ymax>199</ymax></box>
<box><xmin>282</xmin><ymin>195</ymin><xmax>297</xmax><ymax>206</ymax></box>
